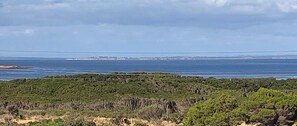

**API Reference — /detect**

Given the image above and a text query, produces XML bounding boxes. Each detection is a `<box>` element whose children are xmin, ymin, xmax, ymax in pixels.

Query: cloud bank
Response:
<box><xmin>1</xmin><ymin>0</ymin><xmax>297</xmax><ymax>27</ymax></box>
<box><xmin>1</xmin><ymin>0</ymin><xmax>297</xmax><ymax>57</ymax></box>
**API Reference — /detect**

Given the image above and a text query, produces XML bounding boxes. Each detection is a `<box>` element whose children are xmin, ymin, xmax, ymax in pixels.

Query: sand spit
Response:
<box><xmin>0</xmin><ymin>65</ymin><xmax>30</xmax><ymax>69</ymax></box>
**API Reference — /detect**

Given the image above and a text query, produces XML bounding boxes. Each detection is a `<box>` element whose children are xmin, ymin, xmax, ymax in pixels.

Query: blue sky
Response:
<box><xmin>1</xmin><ymin>0</ymin><xmax>297</xmax><ymax>57</ymax></box>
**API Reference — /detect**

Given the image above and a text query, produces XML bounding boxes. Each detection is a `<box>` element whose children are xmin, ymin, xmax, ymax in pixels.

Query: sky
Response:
<box><xmin>1</xmin><ymin>0</ymin><xmax>297</xmax><ymax>57</ymax></box>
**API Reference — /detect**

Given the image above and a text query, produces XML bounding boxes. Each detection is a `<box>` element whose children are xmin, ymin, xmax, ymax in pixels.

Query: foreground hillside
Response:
<box><xmin>0</xmin><ymin>73</ymin><xmax>296</xmax><ymax>126</ymax></box>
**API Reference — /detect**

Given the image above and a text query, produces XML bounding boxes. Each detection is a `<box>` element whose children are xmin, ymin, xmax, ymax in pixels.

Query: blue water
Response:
<box><xmin>1</xmin><ymin>59</ymin><xmax>297</xmax><ymax>80</ymax></box>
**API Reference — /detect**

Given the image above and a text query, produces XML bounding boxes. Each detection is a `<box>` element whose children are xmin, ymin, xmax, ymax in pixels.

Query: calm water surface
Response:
<box><xmin>1</xmin><ymin>59</ymin><xmax>297</xmax><ymax>80</ymax></box>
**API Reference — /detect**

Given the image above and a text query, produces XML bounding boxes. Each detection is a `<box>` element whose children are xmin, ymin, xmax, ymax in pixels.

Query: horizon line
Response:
<box><xmin>1</xmin><ymin>50</ymin><xmax>297</xmax><ymax>54</ymax></box>
<box><xmin>1</xmin><ymin>55</ymin><xmax>297</xmax><ymax>59</ymax></box>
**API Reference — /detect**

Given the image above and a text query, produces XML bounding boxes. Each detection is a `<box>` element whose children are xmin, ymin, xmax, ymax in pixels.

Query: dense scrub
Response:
<box><xmin>183</xmin><ymin>88</ymin><xmax>297</xmax><ymax>126</ymax></box>
<box><xmin>0</xmin><ymin>73</ymin><xmax>296</xmax><ymax>125</ymax></box>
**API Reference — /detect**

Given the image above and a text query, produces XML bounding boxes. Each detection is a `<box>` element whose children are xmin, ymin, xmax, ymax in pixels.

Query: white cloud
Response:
<box><xmin>277</xmin><ymin>1</ymin><xmax>297</xmax><ymax>12</ymax></box>
<box><xmin>204</xmin><ymin>0</ymin><xmax>229</xmax><ymax>7</ymax></box>
<box><xmin>202</xmin><ymin>0</ymin><xmax>297</xmax><ymax>13</ymax></box>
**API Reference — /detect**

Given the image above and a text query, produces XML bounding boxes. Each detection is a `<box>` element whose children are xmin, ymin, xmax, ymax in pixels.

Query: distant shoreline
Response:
<box><xmin>66</xmin><ymin>56</ymin><xmax>297</xmax><ymax>61</ymax></box>
<box><xmin>2</xmin><ymin>55</ymin><xmax>297</xmax><ymax>61</ymax></box>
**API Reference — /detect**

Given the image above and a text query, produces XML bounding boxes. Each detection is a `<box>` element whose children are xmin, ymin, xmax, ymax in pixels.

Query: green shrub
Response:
<box><xmin>183</xmin><ymin>92</ymin><xmax>238</xmax><ymax>126</ymax></box>
<box><xmin>183</xmin><ymin>88</ymin><xmax>297</xmax><ymax>126</ymax></box>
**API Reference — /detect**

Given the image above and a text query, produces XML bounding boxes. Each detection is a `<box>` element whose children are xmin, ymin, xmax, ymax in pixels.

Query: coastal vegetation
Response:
<box><xmin>0</xmin><ymin>73</ymin><xmax>296</xmax><ymax>125</ymax></box>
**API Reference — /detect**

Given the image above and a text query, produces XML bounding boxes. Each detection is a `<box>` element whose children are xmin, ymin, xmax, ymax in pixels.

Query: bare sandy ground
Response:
<box><xmin>92</xmin><ymin>117</ymin><xmax>176</xmax><ymax>126</ymax></box>
<box><xmin>240</xmin><ymin>122</ymin><xmax>297</xmax><ymax>126</ymax></box>
<box><xmin>239</xmin><ymin>122</ymin><xmax>261</xmax><ymax>126</ymax></box>
<box><xmin>0</xmin><ymin>114</ymin><xmax>295</xmax><ymax>126</ymax></box>
<box><xmin>0</xmin><ymin>114</ymin><xmax>63</xmax><ymax>124</ymax></box>
<box><xmin>0</xmin><ymin>114</ymin><xmax>176</xmax><ymax>126</ymax></box>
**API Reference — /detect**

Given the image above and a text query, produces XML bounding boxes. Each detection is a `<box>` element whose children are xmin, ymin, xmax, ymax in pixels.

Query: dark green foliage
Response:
<box><xmin>1</xmin><ymin>73</ymin><xmax>297</xmax><ymax>104</ymax></box>
<box><xmin>184</xmin><ymin>88</ymin><xmax>297</xmax><ymax>126</ymax></box>
<box><xmin>0</xmin><ymin>73</ymin><xmax>214</xmax><ymax>121</ymax></box>
<box><xmin>0</xmin><ymin>73</ymin><xmax>213</xmax><ymax>103</ymax></box>
<box><xmin>242</xmin><ymin>88</ymin><xmax>297</xmax><ymax>125</ymax></box>
<box><xmin>0</xmin><ymin>73</ymin><xmax>297</xmax><ymax>125</ymax></box>
<box><xmin>183</xmin><ymin>92</ymin><xmax>239</xmax><ymax>126</ymax></box>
